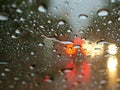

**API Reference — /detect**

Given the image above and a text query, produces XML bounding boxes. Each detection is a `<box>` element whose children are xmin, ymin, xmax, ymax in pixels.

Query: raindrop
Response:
<box><xmin>0</xmin><ymin>13</ymin><xmax>8</xmax><ymax>21</ymax></box>
<box><xmin>15</xmin><ymin>29</ymin><xmax>21</xmax><ymax>34</ymax></box>
<box><xmin>11</xmin><ymin>4</ymin><xmax>16</xmax><ymax>8</ymax></box>
<box><xmin>60</xmin><ymin>68</ymin><xmax>73</xmax><ymax>73</ymax></box>
<box><xmin>11</xmin><ymin>35</ymin><xmax>17</xmax><ymax>39</ymax></box>
<box><xmin>79</xmin><ymin>30</ymin><xmax>84</xmax><ymax>34</ymax></box>
<box><xmin>47</xmin><ymin>20</ymin><xmax>52</xmax><ymax>23</ymax></box>
<box><xmin>65</xmin><ymin>1</ymin><xmax>69</xmax><ymax>7</ymax></box>
<box><xmin>4</xmin><ymin>68</ymin><xmax>11</xmax><ymax>72</ymax></box>
<box><xmin>44</xmin><ymin>75</ymin><xmax>54</xmax><ymax>82</ymax></box>
<box><xmin>14</xmin><ymin>77</ymin><xmax>20</xmax><ymax>81</ymax></box>
<box><xmin>78</xmin><ymin>74</ymin><xmax>83</xmax><ymax>78</ymax></box>
<box><xmin>20</xmin><ymin>17</ymin><xmax>25</xmax><ymax>21</ymax></box>
<box><xmin>108</xmin><ymin>20</ymin><xmax>112</xmax><ymax>24</ymax></box>
<box><xmin>97</xmin><ymin>29</ymin><xmax>100</xmax><ymax>32</ymax></box>
<box><xmin>29</xmin><ymin>64</ymin><xmax>36</xmax><ymax>70</ymax></box>
<box><xmin>38</xmin><ymin>5</ymin><xmax>47</xmax><ymax>13</ymax></box>
<box><xmin>58</xmin><ymin>20</ymin><xmax>65</xmax><ymax>26</ymax></box>
<box><xmin>110</xmin><ymin>0</ymin><xmax>116</xmax><ymax>3</ymax></box>
<box><xmin>96</xmin><ymin>39</ymin><xmax>109</xmax><ymax>45</ymax></box>
<box><xmin>38</xmin><ymin>43</ymin><xmax>44</xmax><ymax>47</ymax></box>
<box><xmin>29</xmin><ymin>0</ymin><xmax>33</xmax><ymax>3</ymax></box>
<box><xmin>115</xmin><ymin>83</ymin><xmax>120</xmax><ymax>88</ymax></box>
<box><xmin>117</xmin><ymin>17</ymin><xmax>120</xmax><ymax>21</ymax></box>
<box><xmin>16</xmin><ymin>9</ymin><xmax>23</xmax><ymax>13</ymax></box>
<box><xmin>9</xmin><ymin>85</ymin><xmax>14</xmax><ymax>89</ymax></box>
<box><xmin>97</xmin><ymin>9</ymin><xmax>109</xmax><ymax>16</ymax></box>
<box><xmin>67</xmin><ymin>30</ymin><xmax>72</xmax><ymax>33</ymax></box>
<box><xmin>30</xmin><ymin>52</ymin><xmax>35</xmax><ymax>55</ymax></box>
<box><xmin>99</xmin><ymin>80</ymin><xmax>107</xmax><ymax>84</ymax></box>
<box><xmin>0</xmin><ymin>61</ymin><xmax>9</xmax><ymax>64</ymax></box>
<box><xmin>60</xmin><ymin>41</ymin><xmax>73</xmax><ymax>45</ymax></box>
<box><xmin>30</xmin><ymin>73</ymin><xmax>35</xmax><ymax>77</ymax></box>
<box><xmin>1</xmin><ymin>73</ymin><xmax>6</xmax><ymax>76</ymax></box>
<box><xmin>22</xmin><ymin>81</ymin><xmax>26</xmax><ymax>85</ymax></box>
<box><xmin>79</xmin><ymin>14</ymin><xmax>88</xmax><ymax>19</ymax></box>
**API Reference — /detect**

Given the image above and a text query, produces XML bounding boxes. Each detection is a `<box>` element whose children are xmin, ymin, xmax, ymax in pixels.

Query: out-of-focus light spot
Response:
<box><xmin>82</xmin><ymin>40</ymin><xmax>104</xmax><ymax>58</ymax></box>
<box><xmin>108</xmin><ymin>44</ymin><xmax>118</xmax><ymax>55</ymax></box>
<box><xmin>65</xmin><ymin>44</ymin><xmax>77</xmax><ymax>55</ymax></box>
<box><xmin>107</xmin><ymin>56</ymin><xmax>118</xmax><ymax>71</ymax></box>
<box><xmin>107</xmin><ymin>56</ymin><xmax>118</xmax><ymax>88</ymax></box>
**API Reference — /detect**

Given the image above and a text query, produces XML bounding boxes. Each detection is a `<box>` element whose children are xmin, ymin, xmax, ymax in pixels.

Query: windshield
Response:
<box><xmin>0</xmin><ymin>0</ymin><xmax>120</xmax><ymax>90</ymax></box>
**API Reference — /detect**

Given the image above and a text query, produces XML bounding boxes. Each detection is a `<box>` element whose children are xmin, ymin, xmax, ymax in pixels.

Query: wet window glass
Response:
<box><xmin>0</xmin><ymin>0</ymin><xmax>120</xmax><ymax>90</ymax></box>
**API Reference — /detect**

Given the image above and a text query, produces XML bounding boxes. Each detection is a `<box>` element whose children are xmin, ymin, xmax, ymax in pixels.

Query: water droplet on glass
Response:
<box><xmin>79</xmin><ymin>30</ymin><xmax>84</xmax><ymax>34</ymax></box>
<box><xmin>4</xmin><ymin>68</ymin><xmax>11</xmax><ymax>72</ymax></box>
<box><xmin>38</xmin><ymin>5</ymin><xmax>47</xmax><ymax>13</ymax></box>
<box><xmin>117</xmin><ymin>17</ymin><xmax>120</xmax><ymax>21</ymax></box>
<box><xmin>100</xmin><ymin>80</ymin><xmax>107</xmax><ymax>84</ymax></box>
<box><xmin>11</xmin><ymin>35</ymin><xmax>17</xmax><ymax>39</ymax></box>
<box><xmin>97</xmin><ymin>29</ymin><xmax>100</xmax><ymax>32</ymax></box>
<box><xmin>30</xmin><ymin>52</ymin><xmax>35</xmax><ymax>55</ymax></box>
<box><xmin>60</xmin><ymin>68</ymin><xmax>73</xmax><ymax>73</ymax></box>
<box><xmin>110</xmin><ymin>0</ymin><xmax>116</xmax><ymax>3</ymax></box>
<box><xmin>108</xmin><ymin>20</ymin><xmax>112</xmax><ymax>24</ymax></box>
<box><xmin>97</xmin><ymin>9</ymin><xmax>109</xmax><ymax>16</ymax></box>
<box><xmin>29</xmin><ymin>64</ymin><xmax>36</xmax><ymax>70</ymax></box>
<box><xmin>38</xmin><ymin>43</ymin><xmax>44</xmax><ymax>47</ymax></box>
<box><xmin>65</xmin><ymin>1</ymin><xmax>69</xmax><ymax>7</ymax></box>
<box><xmin>14</xmin><ymin>77</ymin><xmax>20</xmax><ymax>81</ymax></box>
<box><xmin>67</xmin><ymin>30</ymin><xmax>72</xmax><ymax>33</ymax></box>
<box><xmin>0</xmin><ymin>13</ymin><xmax>8</xmax><ymax>21</ymax></box>
<box><xmin>16</xmin><ymin>9</ymin><xmax>23</xmax><ymax>13</ymax></box>
<box><xmin>47</xmin><ymin>20</ymin><xmax>52</xmax><ymax>23</ymax></box>
<box><xmin>0</xmin><ymin>61</ymin><xmax>9</xmax><ymax>64</ymax></box>
<box><xmin>20</xmin><ymin>17</ymin><xmax>25</xmax><ymax>21</ymax></box>
<box><xmin>1</xmin><ymin>73</ymin><xmax>6</xmax><ymax>76</ymax></box>
<box><xmin>44</xmin><ymin>75</ymin><xmax>54</xmax><ymax>83</ymax></box>
<box><xmin>15</xmin><ymin>29</ymin><xmax>21</xmax><ymax>34</ymax></box>
<box><xmin>11</xmin><ymin>4</ymin><xmax>16</xmax><ymax>8</ymax></box>
<box><xmin>58</xmin><ymin>20</ymin><xmax>65</xmax><ymax>26</ymax></box>
<box><xmin>79</xmin><ymin>14</ymin><xmax>88</xmax><ymax>19</ymax></box>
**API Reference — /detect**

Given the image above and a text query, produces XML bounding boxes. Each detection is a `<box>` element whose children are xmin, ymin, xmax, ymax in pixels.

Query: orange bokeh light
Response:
<box><xmin>80</xmin><ymin>47</ymin><xmax>87</xmax><ymax>55</ymax></box>
<box><xmin>65</xmin><ymin>44</ymin><xmax>77</xmax><ymax>55</ymax></box>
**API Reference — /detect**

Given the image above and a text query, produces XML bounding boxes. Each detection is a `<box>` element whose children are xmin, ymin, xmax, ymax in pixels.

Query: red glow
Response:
<box><xmin>80</xmin><ymin>47</ymin><xmax>87</xmax><ymax>55</ymax></box>
<box><xmin>65</xmin><ymin>44</ymin><xmax>77</xmax><ymax>55</ymax></box>
<box><xmin>73</xmin><ymin>37</ymin><xmax>83</xmax><ymax>46</ymax></box>
<box><xmin>81</xmin><ymin>60</ymin><xmax>90</xmax><ymax>83</ymax></box>
<box><xmin>44</xmin><ymin>75</ymin><xmax>52</xmax><ymax>82</ymax></box>
<box><xmin>73</xmin><ymin>37</ymin><xmax>87</xmax><ymax>55</ymax></box>
<box><xmin>65</xmin><ymin>60</ymin><xmax>90</xmax><ymax>87</ymax></box>
<box><xmin>65</xmin><ymin>61</ymin><xmax>77</xmax><ymax>87</ymax></box>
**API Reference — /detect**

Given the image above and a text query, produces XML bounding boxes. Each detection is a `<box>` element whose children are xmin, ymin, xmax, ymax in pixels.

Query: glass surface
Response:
<box><xmin>0</xmin><ymin>0</ymin><xmax>120</xmax><ymax>90</ymax></box>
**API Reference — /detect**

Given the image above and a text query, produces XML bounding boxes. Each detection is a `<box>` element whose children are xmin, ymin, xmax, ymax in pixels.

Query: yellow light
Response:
<box><xmin>107</xmin><ymin>56</ymin><xmax>118</xmax><ymax>71</ymax></box>
<box><xmin>82</xmin><ymin>40</ymin><xmax>104</xmax><ymax>58</ymax></box>
<box><xmin>108</xmin><ymin>44</ymin><xmax>118</xmax><ymax>55</ymax></box>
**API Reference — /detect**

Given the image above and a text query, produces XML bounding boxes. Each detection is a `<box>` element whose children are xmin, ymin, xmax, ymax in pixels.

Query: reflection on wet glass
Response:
<box><xmin>97</xmin><ymin>9</ymin><xmax>109</xmax><ymax>17</ymax></box>
<box><xmin>108</xmin><ymin>44</ymin><xmax>118</xmax><ymax>55</ymax></box>
<box><xmin>107</xmin><ymin>56</ymin><xmax>118</xmax><ymax>89</ymax></box>
<box><xmin>82</xmin><ymin>40</ymin><xmax>104</xmax><ymax>58</ymax></box>
<box><xmin>0</xmin><ymin>0</ymin><xmax>120</xmax><ymax>90</ymax></box>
